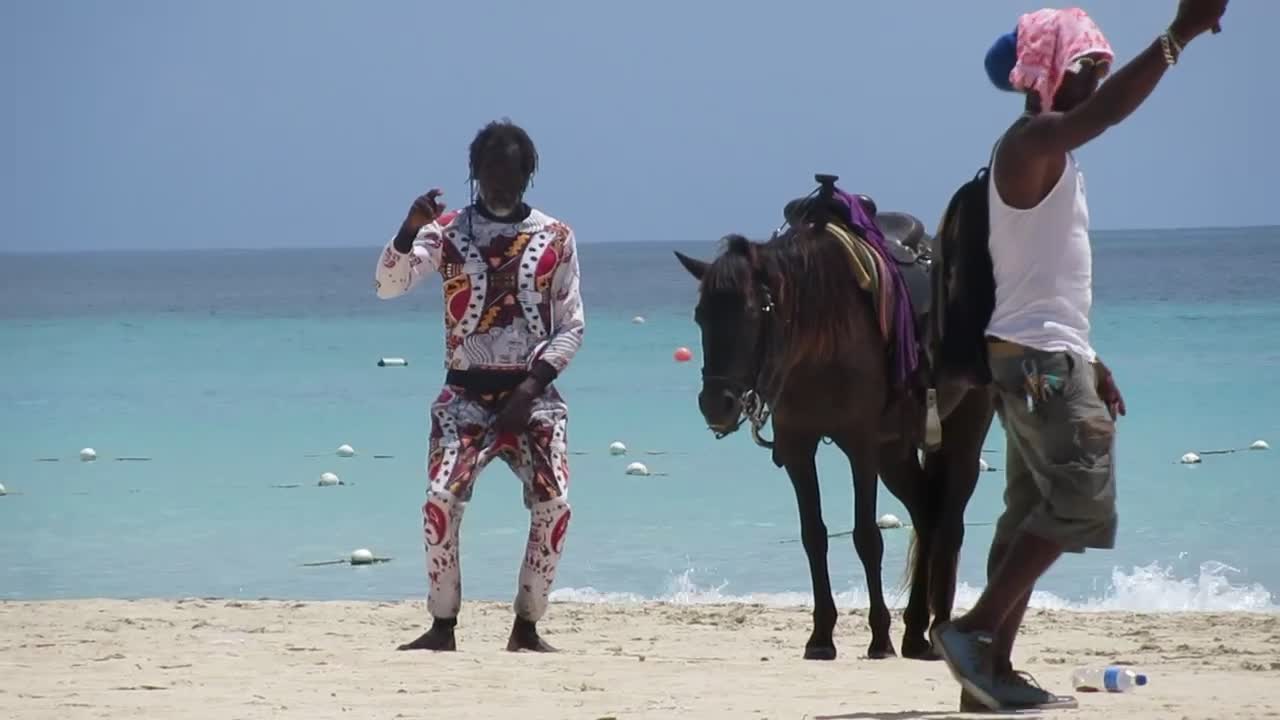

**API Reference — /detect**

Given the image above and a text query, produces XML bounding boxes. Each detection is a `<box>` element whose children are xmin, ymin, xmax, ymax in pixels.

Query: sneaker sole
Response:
<box><xmin>961</xmin><ymin>693</ymin><xmax>1080</xmax><ymax>714</ymax></box>
<box><xmin>931</xmin><ymin>625</ymin><xmax>1002</xmax><ymax>711</ymax></box>
<box><xmin>1028</xmin><ymin>696</ymin><xmax>1079</xmax><ymax>710</ymax></box>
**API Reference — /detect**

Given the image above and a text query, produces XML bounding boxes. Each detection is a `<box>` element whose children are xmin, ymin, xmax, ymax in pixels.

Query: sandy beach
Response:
<box><xmin>2</xmin><ymin>599</ymin><xmax>1277</xmax><ymax>719</ymax></box>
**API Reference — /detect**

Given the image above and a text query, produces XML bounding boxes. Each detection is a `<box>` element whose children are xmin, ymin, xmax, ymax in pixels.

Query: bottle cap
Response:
<box><xmin>1135</xmin><ymin>674</ymin><xmax>1148</xmax><ymax>686</ymax></box>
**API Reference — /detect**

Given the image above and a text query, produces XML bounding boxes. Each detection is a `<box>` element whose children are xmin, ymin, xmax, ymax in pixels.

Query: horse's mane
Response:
<box><xmin>708</xmin><ymin>224</ymin><xmax>875</xmax><ymax>373</ymax></box>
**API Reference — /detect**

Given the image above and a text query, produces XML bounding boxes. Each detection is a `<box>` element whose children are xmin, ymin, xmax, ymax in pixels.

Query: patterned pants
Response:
<box><xmin>422</xmin><ymin>384</ymin><xmax>571</xmax><ymax>622</ymax></box>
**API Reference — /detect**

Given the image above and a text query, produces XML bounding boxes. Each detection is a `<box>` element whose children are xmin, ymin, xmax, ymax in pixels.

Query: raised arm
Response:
<box><xmin>1017</xmin><ymin>0</ymin><xmax>1229</xmax><ymax>157</ymax></box>
<box><xmin>375</xmin><ymin>189</ymin><xmax>448</xmax><ymax>300</ymax></box>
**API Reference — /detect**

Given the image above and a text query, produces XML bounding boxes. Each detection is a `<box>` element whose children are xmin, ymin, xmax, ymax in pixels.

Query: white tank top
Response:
<box><xmin>986</xmin><ymin>139</ymin><xmax>1097</xmax><ymax>363</ymax></box>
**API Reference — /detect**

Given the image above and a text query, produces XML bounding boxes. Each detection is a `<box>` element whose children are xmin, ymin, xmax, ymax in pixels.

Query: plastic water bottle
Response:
<box><xmin>1071</xmin><ymin>666</ymin><xmax>1149</xmax><ymax>693</ymax></box>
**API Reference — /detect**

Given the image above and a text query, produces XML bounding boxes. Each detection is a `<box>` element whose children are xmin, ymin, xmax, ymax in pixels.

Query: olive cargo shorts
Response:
<box><xmin>988</xmin><ymin>340</ymin><xmax>1118</xmax><ymax>553</ymax></box>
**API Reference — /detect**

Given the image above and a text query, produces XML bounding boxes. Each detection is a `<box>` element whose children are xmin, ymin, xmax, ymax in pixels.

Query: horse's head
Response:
<box><xmin>675</xmin><ymin>235</ymin><xmax>776</xmax><ymax>436</ymax></box>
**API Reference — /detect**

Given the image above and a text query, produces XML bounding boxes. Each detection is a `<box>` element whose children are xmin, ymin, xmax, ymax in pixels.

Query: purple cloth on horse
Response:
<box><xmin>833</xmin><ymin>189</ymin><xmax>920</xmax><ymax>387</ymax></box>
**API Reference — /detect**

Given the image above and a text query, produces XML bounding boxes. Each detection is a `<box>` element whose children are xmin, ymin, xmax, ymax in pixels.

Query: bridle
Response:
<box><xmin>697</xmin><ymin>174</ymin><xmax>848</xmax><ymax>450</ymax></box>
<box><xmin>700</xmin><ymin>274</ymin><xmax>778</xmax><ymax>449</ymax></box>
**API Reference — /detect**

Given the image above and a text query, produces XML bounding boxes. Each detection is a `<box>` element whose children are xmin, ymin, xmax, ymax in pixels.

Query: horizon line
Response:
<box><xmin>1</xmin><ymin>223</ymin><xmax>1276</xmax><ymax>255</ymax></box>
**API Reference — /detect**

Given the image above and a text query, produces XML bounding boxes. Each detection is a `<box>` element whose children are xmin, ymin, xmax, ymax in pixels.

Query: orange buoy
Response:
<box><xmin>673</xmin><ymin>347</ymin><xmax>693</xmax><ymax>363</ymax></box>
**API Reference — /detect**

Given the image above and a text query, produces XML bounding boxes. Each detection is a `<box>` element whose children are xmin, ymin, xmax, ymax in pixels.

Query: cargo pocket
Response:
<box><xmin>1039</xmin><ymin>355</ymin><xmax>1116</xmax><ymax>520</ymax></box>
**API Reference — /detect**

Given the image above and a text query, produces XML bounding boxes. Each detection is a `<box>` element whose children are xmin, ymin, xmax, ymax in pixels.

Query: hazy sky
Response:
<box><xmin>5</xmin><ymin>1</ymin><xmax>1276</xmax><ymax>252</ymax></box>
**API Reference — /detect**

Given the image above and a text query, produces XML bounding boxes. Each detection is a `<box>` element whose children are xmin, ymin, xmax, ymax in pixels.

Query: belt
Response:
<box><xmin>985</xmin><ymin>336</ymin><xmax>1029</xmax><ymax>357</ymax></box>
<box><xmin>445</xmin><ymin>369</ymin><xmax>529</xmax><ymax>396</ymax></box>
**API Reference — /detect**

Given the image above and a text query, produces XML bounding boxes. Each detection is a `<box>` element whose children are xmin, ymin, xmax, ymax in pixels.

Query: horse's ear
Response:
<box><xmin>674</xmin><ymin>251</ymin><xmax>708</xmax><ymax>281</ymax></box>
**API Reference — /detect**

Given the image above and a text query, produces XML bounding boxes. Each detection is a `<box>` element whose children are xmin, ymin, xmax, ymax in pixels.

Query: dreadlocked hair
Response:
<box><xmin>468</xmin><ymin>118</ymin><xmax>538</xmax><ymax>185</ymax></box>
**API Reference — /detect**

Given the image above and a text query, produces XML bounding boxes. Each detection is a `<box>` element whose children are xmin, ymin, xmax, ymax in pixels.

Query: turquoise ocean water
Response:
<box><xmin>2</xmin><ymin>228</ymin><xmax>1278</xmax><ymax>612</ymax></box>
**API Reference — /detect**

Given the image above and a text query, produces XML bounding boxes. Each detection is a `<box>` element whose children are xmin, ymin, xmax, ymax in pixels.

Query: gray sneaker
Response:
<box><xmin>959</xmin><ymin>671</ymin><xmax>1080</xmax><ymax>712</ymax></box>
<box><xmin>997</xmin><ymin>671</ymin><xmax>1078</xmax><ymax>709</ymax></box>
<box><xmin>931</xmin><ymin>622</ymin><xmax>1000</xmax><ymax>710</ymax></box>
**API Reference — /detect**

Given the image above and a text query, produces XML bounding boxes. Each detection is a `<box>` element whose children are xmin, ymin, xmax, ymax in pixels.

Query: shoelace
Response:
<box><xmin>1012</xmin><ymin>671</ymin><xmax>1043</xmax><ymax>688</ymax></box>
<box><xmin>997</xmin><ymin>670</ymin><xmax>1051</xmax><ymax>696</ymax></box>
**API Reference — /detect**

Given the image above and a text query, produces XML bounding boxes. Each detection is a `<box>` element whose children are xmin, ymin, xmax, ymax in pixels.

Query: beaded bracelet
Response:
<box><xmin>1159</xmin><ymin>29</ymin><xmax>1184</xmax><ymax>66</ymax></box>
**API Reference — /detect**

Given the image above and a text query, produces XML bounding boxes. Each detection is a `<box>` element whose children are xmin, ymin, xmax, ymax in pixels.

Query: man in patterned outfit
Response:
<box><xmin>375</xmin><ymin>119</ymin><xmax>584</xmax><ymax>652</ymax></box>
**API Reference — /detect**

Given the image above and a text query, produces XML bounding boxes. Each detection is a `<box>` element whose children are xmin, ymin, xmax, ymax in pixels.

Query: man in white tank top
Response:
<box><xmin>931</xmin><ymin>3</ymin><xmax>1231</xmax><ymax>712</ymax></box>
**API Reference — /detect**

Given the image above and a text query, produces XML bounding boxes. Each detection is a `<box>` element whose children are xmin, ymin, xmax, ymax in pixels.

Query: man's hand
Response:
<box><xmin>1172</xmin><ymin>0</ymin><xmax>1228</xmax><ymax>44</ymax></box>
<box><xmin>1094</xmin><ymin>360</ymin><xmax>1126</xmax><ymax>420</ymax></box>
<box><xmin>1014</xmin><ymin>0</ymin><xmax>1229</xmax><ymax>159</ymax></box>
<box><xmin>393</xmin><ymin>189</ymin><xmax>446</xmax><ymax>253</ymax></box>
<box><xmin>405</xmin><ymin>189</ymin><xmax>446</xmax><ymax>231</ymax></box>
<box><xmin>494</xmin><ymin>377</ymin><xmax>544</xmax><ymax>436</ymax></box>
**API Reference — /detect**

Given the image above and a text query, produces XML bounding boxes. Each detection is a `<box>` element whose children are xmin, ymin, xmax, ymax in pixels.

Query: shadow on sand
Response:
<box><xmin>813</xmin><ymin>709</ymin><xmax>1043</xmax><ymax>720</ymax></box>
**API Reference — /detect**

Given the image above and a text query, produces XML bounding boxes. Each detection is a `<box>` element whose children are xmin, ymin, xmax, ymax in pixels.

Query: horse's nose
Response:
<box><xmin>698</xmin><ymin>388</ymin><xmax>739</xmax><ymax>423</ymax></box>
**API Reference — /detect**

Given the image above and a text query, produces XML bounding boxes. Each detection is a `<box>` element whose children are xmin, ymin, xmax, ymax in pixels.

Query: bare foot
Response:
<box><xmin>397</xmin><ymin>618</ymin><xmax>457</xmax><ymax>651</ymax></box>
<box><xmin>506</xmin><ymin>617</ymin><xmax>557</xmax><ymax>652</ymax></box>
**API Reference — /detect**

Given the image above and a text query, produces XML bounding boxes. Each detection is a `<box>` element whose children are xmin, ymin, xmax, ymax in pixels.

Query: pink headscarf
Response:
<box><xmin>1010</xmin><ymin>7</ymin><xmax>1114</xmax><ymax>111</ymax></box>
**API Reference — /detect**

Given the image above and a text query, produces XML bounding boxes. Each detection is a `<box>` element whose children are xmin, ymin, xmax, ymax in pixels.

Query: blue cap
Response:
<box><xmin>984</xmin><ymin>29</ymin><xmax>1018</xmax><ymax>92</ymax></box>
<box><xmin>1135</xmin><ymin>674</ymin><xmax>1148</xmax><ymax>686</ymax></box>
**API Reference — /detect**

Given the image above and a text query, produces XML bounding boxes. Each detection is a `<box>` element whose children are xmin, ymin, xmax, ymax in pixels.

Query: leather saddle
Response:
<box><xmin>875</xmin><ymin>211</ymin><xmax>931</xmax><ymax>264</ymax></box>
<box><xmin>782</xmin><ymin>187</ymin><xmax>933</xmax><ymax>321</ymax></box>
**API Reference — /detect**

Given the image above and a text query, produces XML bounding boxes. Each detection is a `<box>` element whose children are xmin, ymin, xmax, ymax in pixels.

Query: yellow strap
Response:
<box><xmin>825</xmin><ymin>223</ymin><xmax>878</xmax><ymax>294</ymax></box>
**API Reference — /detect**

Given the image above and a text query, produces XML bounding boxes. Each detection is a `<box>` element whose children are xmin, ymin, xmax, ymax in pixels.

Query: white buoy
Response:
<box><xmin>1250</xmin><ymin>440</ymin><xmax>1270</xmax><ymax>451</ymax></box>
<box><xmin>377</xmin><ymin>357</ymin><xmax>408</xmax><ymax>367</ymax></box>
<box><xmin>1180</xmin><ymin>452</ymin><xmax>1202</xmax><ymax>465</ymax></box>
<box><xmin>632</xmin><ymin>316</ymin><xmax>646</xmax><ymax>324</ymax></box>
<box><xmin>625</xmin><ymin>462</ymin><xmax>650</xmax><ymax>477</ymax></box>
<box><xmin>877</xmin><ymin>513</ymin><xmax>903</xmax><ymax>529</ymax></box>
<box><xmin>318</xmin><ymin>472</ymin><xmax>342</xmax><ymax>487</ymax></box>
<box><xmin>336</xmin><ymin>444</ymin><xmax>355</xmax><ymax>458</ymax></box>
<box><xmin>79</xmin><ymin>448</ymin><xmax>97</xmax><ymax>462</ymax></box>
<box><xmin>978</xmin><ymin>458</ymin><xmax>990</xmax><ymax>472</ymax></box>
<box><xmin>609</xmin><ymin>441</ymin><xmax>628</xmax><ymax>456</ymax></box>
<box><xmin>0</xmin><ymin>482</ymin><xmax>7</xmax><ymax>496</ymax></box>
<box><xmin>350</xmin><ymin>548</ymin><xmax>374</xmax><ymax>565</ymax></box>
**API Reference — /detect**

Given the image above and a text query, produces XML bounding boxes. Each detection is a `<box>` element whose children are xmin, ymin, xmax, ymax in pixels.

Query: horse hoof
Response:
<box><xmin>867</xmin><ymin>643</ymin><xmax>897</xmax><ymax>660</ymax></box>
<box><xmin>804</xmin><ymin>645</ymin><xmax>838</xmax><ymax>661</ymax></box>
<box><xmin>901</xmin><ymin>636</ymin><xmax>941</xmax><ymax>661</ymax></box>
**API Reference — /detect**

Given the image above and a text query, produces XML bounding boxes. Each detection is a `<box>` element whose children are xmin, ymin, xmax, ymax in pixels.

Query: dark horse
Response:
<box><xmin>675</xmin><ymin>175</ymin><xmax>993</xmax><ymax>660</ymax></box>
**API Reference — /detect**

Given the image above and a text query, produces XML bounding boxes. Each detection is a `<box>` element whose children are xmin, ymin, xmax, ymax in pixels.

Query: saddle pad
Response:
<box><xmin>826</xmin><ymin>222</ymin><xmax>894</xmax><ymax>341</ymax></box>
<box><xmin>828</xmin><ymin>223</ymin><xmax>878</xmax><ymax>291</ymax></box>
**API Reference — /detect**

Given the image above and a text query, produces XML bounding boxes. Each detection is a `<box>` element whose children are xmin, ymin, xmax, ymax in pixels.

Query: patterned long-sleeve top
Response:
<box><xmin>375</xmin><ymin>206</ymin><xmax>585</xmax><ymax>381</ymax></box>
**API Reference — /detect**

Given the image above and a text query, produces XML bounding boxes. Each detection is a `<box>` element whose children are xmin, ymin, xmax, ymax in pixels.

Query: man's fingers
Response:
<box><xmin>412</xmin><ymin>189</ymin><xmax>446</xmax><ymax>216</ymax></box>
<box><xmin>495</xmin><ymin>406</ymin><xmax>521</xmax><ymax>434</ymax></box>
<box><xmin>494</xmin><ymin>400</ymin><xmax>530</xmax><ymax>436</ymax></box>
<box><xmin>1107</xmin><ymin>397</ymin><xmax>1126</xmax><ymax>419</ymax></box>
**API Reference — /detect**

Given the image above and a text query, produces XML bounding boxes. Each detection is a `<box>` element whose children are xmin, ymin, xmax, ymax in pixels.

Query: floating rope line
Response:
<box><xmin>779</xmin><ymin>522</ymin><xmax>994</xmax><ymax>543</ymax></box>
<box><xmin>301</xmin><ymin>556</ymin><xmax>393</xmax><ymax>567</ymax></box>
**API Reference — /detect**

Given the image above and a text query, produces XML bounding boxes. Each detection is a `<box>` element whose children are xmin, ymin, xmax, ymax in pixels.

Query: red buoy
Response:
<box><xmin>673</xmin><ymin>347</ymin><xmax>693</xmax><ymax>363</ymax></box>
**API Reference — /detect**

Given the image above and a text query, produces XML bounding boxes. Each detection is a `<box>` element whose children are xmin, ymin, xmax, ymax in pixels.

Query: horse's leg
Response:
<box><xmin>834</xmin><ymin>431</ymin><xmax>894</xmax><ymax>659</ymax></box>
<box><xmin>878</xmin><ymin>447</ymin><xmax>936</xmax><ymax>660</ymax></box>
<box><xmin>777</xmin><ymin>428</ymin><xmax>837</xmax><ymax>660</ymax></box>
<box><xmin>929</xmin><ymin>387</ymin><xmax>994</xmax><ymax>633</ymax></box>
